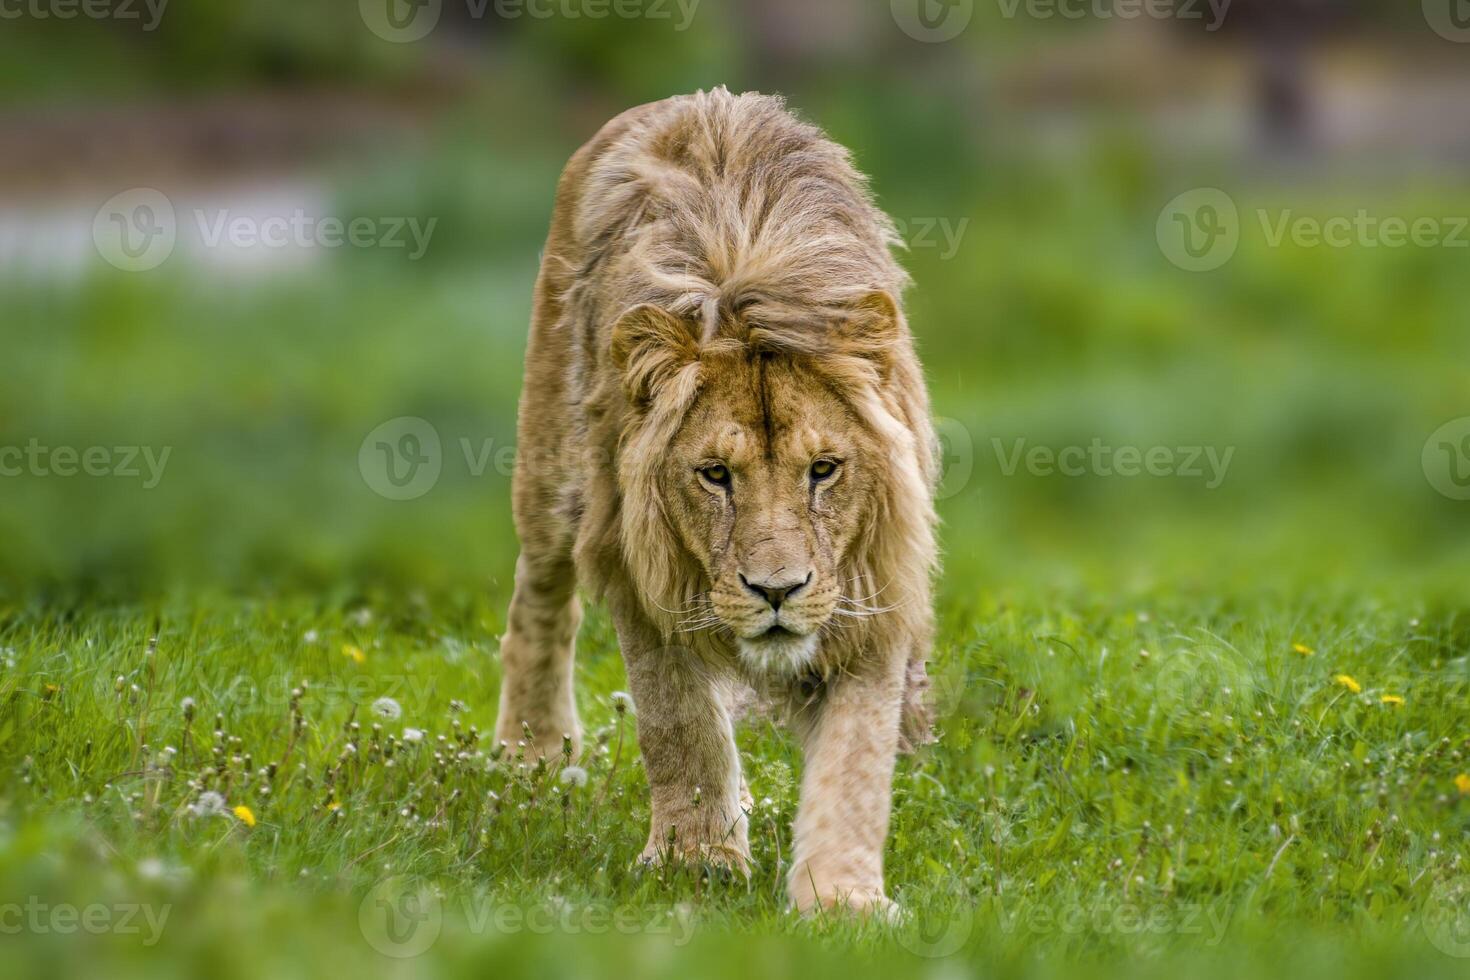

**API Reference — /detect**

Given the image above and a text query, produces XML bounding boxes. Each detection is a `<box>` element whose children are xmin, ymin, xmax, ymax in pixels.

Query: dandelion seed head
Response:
<box><xmin>191</xmin><ymin>791</ymin><xmax>227</xmax><ymax>818</ymax></box>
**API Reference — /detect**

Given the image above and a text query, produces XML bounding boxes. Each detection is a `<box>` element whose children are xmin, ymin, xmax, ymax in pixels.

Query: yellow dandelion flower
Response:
<box><xmin>1379</xmin><ymin>695</ymin><xmax>1404</xmax><ymax>706</ymax></box>
<box><xmin>233</xmin><ymin>805</ymin><xmax>256</xmax><ymax>827</ymax></box>
<box><xmin>1454</xmin><ymin>774</ymin><xmax>1470</xmax><ymax>796</ymax></box>
<box><xmin>1333</xmin><ymin>674</ymin><xmax>1361</xmax><ymax>694</ymax></box>
<box><xmin>342</xmin><ymin>644</ymin><xmax>366</xmax><ymax>665</ymax></box>
<box><xmin>1292</xmin><ymin>643</ymin><xmax>1314</xmax><ymax>657</ymax></box>
<box><xmin>326</xmin><ymin>800</ymin><xmax>341</xmax><ymax>811</ymax></box>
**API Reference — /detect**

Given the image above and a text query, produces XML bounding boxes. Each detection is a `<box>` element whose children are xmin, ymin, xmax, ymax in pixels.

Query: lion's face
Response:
<box><xmin>656</xmin><ymin>351</ymin><xmax>880</xmax><ymax>672</ymax></box>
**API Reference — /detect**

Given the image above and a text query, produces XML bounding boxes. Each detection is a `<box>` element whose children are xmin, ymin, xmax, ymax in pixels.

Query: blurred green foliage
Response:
<box><xmin>4</xmin><ymin>103</ymin><xmax>1468</xmax><ymax>593</ymax></box>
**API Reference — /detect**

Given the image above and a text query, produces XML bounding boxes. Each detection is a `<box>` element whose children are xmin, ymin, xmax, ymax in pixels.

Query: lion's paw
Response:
<box><xmin>796</xmin><ymin>885</ymin><xmax>899</xmax><ymax>922</ymax></box>
<box><xmin>639</xmin><ymin>840</ymin><xmax>752</xmax><ymax>881</ymax></box>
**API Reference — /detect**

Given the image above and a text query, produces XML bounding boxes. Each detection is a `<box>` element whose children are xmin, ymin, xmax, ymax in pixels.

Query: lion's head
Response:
<box><xmin>610</xmin><ymin>292</ymin><xmax>935</xmax><ymax>675</ymax></box>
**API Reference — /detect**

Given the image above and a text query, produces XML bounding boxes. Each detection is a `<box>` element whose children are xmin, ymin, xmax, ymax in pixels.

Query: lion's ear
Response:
<box><xmin>838</xmin><ymin>291</ymin><xmax>904</xmax><ymax>372</ymax></box>
<box><xmin>610</xmin><ymin>304</ymin><xmax>699</xmax><ymax>408</ymax></box>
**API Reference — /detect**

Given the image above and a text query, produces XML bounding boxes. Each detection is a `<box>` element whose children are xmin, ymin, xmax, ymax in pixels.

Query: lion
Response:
<box><xmin>493</xmin><ymin>88</ymin><xmax>939</xmax><ymax>915</ymax></box>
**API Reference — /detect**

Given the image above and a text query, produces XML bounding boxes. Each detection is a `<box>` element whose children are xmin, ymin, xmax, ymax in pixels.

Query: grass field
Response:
<box><xmin>3</xmin><ymin>575</ymin><xmax>1470</xmax><ymax>979</ymax></box>
<box><xmin>4</xmin><ymin>115</ymin><xmax>1470</xmax><ymax>977</ymax></box>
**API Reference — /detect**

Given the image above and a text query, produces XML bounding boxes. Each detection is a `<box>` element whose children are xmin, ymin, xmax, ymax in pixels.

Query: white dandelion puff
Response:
<box><xmin>371</xmin><ymin>697</ymin><xmax>402</xmax><ymax>721</ymax></box>
<box><xmin>559</xmin><ymin>766</ymin><xmax>589</xmax><ymax>788</ymax></box>
<box><xmin>401</xmin><ymin>727</ymin><xmax>424</xmax><ymax>743</ymax></box>
<box><xmin>190</xmin><ymin>791</ymin><xmax>227</xmax><ymax>818</ymax></box>
<box><xmin>610</xmin><ymin>691</ymin><xmax>634</xmax><ymax>715</ymax></box>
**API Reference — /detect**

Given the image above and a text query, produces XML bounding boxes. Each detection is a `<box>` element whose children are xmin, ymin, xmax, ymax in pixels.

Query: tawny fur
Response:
<box><xmin>494</xmin><ymin>88</ymin><xmax>939</xmax><ymax>915</ymax></box>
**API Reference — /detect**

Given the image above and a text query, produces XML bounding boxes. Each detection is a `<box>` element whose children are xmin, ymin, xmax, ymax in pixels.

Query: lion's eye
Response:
<box><xmin>699</xmin><ymin>464</ymin><xmax>731</xmax><ymax>487</ymax></box>
<box><xmin>810</xmin><ymin>459</ymin><xmax>839</xmax><ymax>482</ymax></box>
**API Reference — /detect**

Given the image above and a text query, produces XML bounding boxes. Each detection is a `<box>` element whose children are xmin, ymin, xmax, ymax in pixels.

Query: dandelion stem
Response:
<box><xmin>594</xmin><ymin>712</ymin><xmax>625</xmax><ymax>808</ymax></box>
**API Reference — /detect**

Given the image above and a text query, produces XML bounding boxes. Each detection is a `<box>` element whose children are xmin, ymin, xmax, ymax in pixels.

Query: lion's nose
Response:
<box><xmin>738</xmin><ymin>571</ymin><xmax>812</xmax><ymax>613</ymax></box>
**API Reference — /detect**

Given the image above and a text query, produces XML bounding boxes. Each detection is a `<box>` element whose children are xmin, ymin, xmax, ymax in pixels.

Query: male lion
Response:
<box><xmin>494</xmin><ymin>88</ymin><xmax>938</xmax><ymax>915</ymax></box>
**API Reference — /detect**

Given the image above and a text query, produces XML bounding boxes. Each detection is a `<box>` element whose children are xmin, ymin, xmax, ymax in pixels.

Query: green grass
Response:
<box><xmin>2</xmin><ymin>576</ymin><xmax>1468</xmax><ymax>979</ymax></box>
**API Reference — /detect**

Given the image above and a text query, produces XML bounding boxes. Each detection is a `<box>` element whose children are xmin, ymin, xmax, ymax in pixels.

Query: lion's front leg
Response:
<box><xmin>615</xmin><ymin>605</ymin><xmax>751</xmax><ymax>875</ymax></box>
<box><xmin>788</xmin><ymin>652</ymin><xmax>906</xmax><ymax>916</ymax></box>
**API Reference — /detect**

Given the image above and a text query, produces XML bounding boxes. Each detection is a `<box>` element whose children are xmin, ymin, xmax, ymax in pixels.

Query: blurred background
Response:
<box><xmin>1</xmin><ymin>0</ymin><xmax>1468</xmax><ymax>600</ymax></box>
